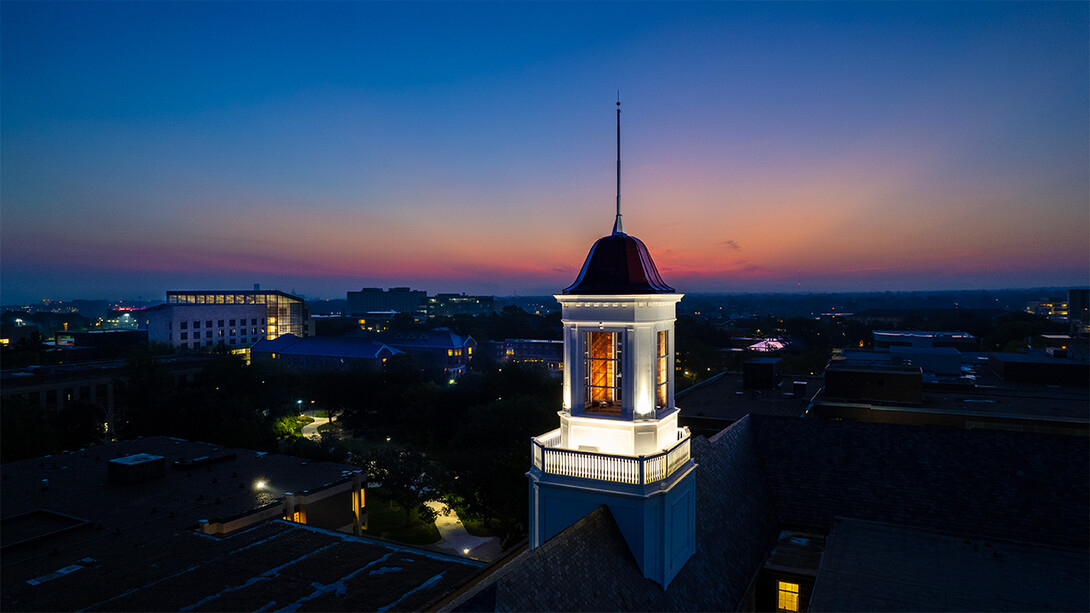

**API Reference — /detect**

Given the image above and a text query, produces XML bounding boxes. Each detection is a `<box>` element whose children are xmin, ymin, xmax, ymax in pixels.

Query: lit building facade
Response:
<box><xmin>166</xmin><ymin>290</ymin><xmax>312</xmax><ymax>339</ymax></box>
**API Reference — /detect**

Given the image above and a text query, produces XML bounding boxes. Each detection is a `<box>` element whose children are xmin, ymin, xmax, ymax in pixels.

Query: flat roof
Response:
<box><xmin>0</xmin><ymin>437</ymin><xmax>482</xmax><ymax>611</ymax></box>
<box><xmin>2</xmin><ymin>520</ymin><xmax>482</xmax><ymax>612</ymax></box>
<box><xmin>677</xmin><ymin>373</ymin><xmax>820</xmax><ymax>422</ymax></box>
<box><xmin>810</xmin><ymin>518</ymin><xmax>1089</xmax><ymax>612</ymax></box>
<box><xmin>873</xmin><ymin>330</ymin><xmax>974</xmax><ymax>338</ymax></box>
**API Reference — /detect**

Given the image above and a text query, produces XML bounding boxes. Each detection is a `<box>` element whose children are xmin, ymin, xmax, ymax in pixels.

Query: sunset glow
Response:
<box><xmin>2</xmin><ymin>2</ymin><xmax>1086</xmax><ymax>302</ymax></box>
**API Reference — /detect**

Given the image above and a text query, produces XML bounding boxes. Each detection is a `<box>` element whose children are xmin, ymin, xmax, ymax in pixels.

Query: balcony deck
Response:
<box><xmin>530</xmin><ymin>427</ymin><xmax>691</xmax><ymax>486</ymax></box>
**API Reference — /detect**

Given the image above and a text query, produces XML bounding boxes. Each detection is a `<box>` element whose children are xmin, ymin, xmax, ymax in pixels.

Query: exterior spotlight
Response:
<box><xmin>385</xmin><ymin>436</ymin><xmax>391</xmax><ymax>442</ymax></box>
<box><xmin>463</xmin><ymin>548</ymin><xmax>470</xmax><ymax>555</ymax></box>
<box><xmin>254</xmin><ymin>479</ymin><xmax>267</xmax><ymax>490</ymax></box>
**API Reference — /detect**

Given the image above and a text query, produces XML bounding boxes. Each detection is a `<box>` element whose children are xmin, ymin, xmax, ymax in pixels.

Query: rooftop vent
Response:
<box><xmin>108</xmin><ymin>453</ymin><xmax>166</xmax><ymax>485</ymax></box>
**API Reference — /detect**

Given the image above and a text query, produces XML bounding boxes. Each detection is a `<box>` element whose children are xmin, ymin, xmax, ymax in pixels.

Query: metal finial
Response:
<box><xmin>612</xmin><ymin>99</ymin><xmax>625</xmax><ymax>235</ymax></box>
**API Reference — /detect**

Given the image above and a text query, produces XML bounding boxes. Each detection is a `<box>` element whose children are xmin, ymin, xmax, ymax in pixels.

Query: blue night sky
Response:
<box><xmin>2</xmin><ymin>1</ymin><xmax>1087</xmax><ymax>303</ymax></box>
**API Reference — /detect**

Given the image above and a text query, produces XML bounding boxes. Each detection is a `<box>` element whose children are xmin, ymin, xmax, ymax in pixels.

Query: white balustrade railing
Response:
<box><xmin>531</xmin><ymin>427</ymin><xmax>691</xmax><ymax>485</ymax></box>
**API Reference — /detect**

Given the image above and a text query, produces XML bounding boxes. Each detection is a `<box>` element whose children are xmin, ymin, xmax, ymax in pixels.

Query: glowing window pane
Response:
<box><xmin>777</xmin><ymin>581</ymin><xmax>799</xmax><ymax>612</ymax></box>
<box><xmin>656</xmin><ymin>330</ymin><xmax>669</xmax><ymax>407</ymax></box>
<box><xmin>585</xmin><ymin>331</ymin><xmax>621</xmax><ymax>411</ymax></box>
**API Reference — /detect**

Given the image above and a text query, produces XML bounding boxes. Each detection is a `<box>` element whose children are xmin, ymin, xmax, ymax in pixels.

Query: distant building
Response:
<box><xmin>808</xmin><ymin>351</ymin><xmax>1088</xmax><ymax>436</ymax></box>
<box><xmin>251</xmin><ymin>334</ymin><xmax>400</xmax><ymax>370</ymax></box>
<box><xmin>1025</xmin><ymin>297</ymin><xmax>1069</xmax><ymax>321</ymax></box>
<box><xmin>353</xmin><ymin>310</ymin><xmax>409</xmax><ymax>333</ymax></box>
<box><xmin>0</xmin><ymin>356</ymin><xmax>220</xmax><ymax>433</ymax></box>
<box><xmin>346</xmin><ymin>287</ymin><xmax>426</xmax><ymax>316</ymax></box>
<box><xmin>423</xmin><ymin>293</ymin><xmax>495</xmax><ymax>317</ymax></box>
<box><xmin>842</xmin><ymin>346</ymin><xmax>964</xmax><ymax>377</ymax></box>
<box><xmin>140</xmin><ymin>302</ymin><xmax>267</xmax><ymax>352</ymax></box>
<box><xmin>988</xmin><ymin>351</ymin><xmax>1089</xmax><ymax>386</ymax></box>
<box><xmin>1069</xmin><ymin>288</ymin><xmax>1089</xmax><ymax>333</ymax></box>
<box><xmin>52</xmin><ymin>329</ymin><xmax>148</xmax><ymax>361</ymax></box>
<box><xmin>493</xmin><ymin>339</ymin><xmax>564</xmax><ymax>374</ymax></box>
<box><xmin>0</xmin><ymin>322</ymin><xmax>39</xmax><ymax>346</ymax></box>
<box><xmin>378</xmin><ymin>330</ymin><xmax>477</xmax><ymax>376</ymax></box>
<box><xmin>872</xmin><ymin>330</ymin><xmax>977</xmax><ymax>351</ymax></box>
<box><xmin>166</xmin><ymin>289</ymin><xmax>312</xmax><ymax>338</ymax></box>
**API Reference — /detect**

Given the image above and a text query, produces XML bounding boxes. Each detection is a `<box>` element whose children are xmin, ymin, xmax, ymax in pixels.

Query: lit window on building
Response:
<box><xmin>656</xmin><ymin>330</ymin><xmax>669</xmax><ymax>408</ymax></box>
<box><xmin>585</xmin><ymin>331</ymin><xmax>621</xmax><ymax>412</ymax></box>
<box><xmin>777</xmin><ymin>581</ymin><xmax>799</xmax><ymax>612</ymax></box>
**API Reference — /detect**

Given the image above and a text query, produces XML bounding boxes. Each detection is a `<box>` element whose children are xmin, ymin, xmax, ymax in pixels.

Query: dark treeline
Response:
<box><xmin>677</xmin><ymin>287</ymin><xmax>1076</xmax><ymax>318</ymax></box>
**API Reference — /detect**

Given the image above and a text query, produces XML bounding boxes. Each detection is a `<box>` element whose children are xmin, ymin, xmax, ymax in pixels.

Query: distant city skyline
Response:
<box><xmin>2</xmin><ymin>2</ymin><xmax>1087</xmax><ymax>305</ymax></box>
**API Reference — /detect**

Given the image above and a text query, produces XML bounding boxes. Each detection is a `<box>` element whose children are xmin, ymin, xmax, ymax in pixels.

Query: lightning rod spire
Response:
<box><xmin>612</xmin><ymin>97</ymin><xmax>625</xmax><ymax>235</ymax></box>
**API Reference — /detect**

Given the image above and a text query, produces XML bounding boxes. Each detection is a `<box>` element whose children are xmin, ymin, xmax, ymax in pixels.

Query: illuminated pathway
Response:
<box><xmin>424</xmin><ymin>501</ymin><xmax>502</xmax><ymax>563</ymax></box>
<box><xmin>300</xmin><ymin>413</ymin><xmax>330</xmax><ymax>439</ymax></box>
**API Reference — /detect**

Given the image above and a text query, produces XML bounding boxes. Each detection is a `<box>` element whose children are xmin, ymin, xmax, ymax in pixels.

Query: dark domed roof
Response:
<box><xmin>563</xmin><ymin>231</ymin><xmax>674</xmax><ymax>295</ymax></box>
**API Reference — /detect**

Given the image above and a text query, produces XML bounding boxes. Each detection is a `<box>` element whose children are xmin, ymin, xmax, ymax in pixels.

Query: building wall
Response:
<box><xmin>529</xmin><ymin>465</ymin><xmax>696</xmax><ymax>588</ymax></box>
<box><xmin>143</xmin><ymin>304</ymin><xmax>267</xmax><ymax>351</ymax></box>
<box><xmin>823</xmin><ymin>367</ymin><xmax>924</xmax><ymax>403</ymax></box>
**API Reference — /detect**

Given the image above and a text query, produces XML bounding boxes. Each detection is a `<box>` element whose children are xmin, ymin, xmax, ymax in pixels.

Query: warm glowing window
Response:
<box><xmin>656</xmin><ymin>330</ymin><xmax>669</xmax><ymax>408</ymax></box>
<box><xmin>777</xmin><ymin>581</ymin><xmax>799</xmax><ymax>612</ymax></box>
<box><xmin>585</xmin><ymin>331</ymin><xmax>621</xmax><ymax>411</ymax></box>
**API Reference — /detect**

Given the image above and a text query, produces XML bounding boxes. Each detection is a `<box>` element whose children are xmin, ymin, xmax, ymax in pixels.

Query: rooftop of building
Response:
<box><xmin>1</xmin><ymin>436</ymin><xmax>483</xmax><ymax>611</ymax></box>
<box><xmin>377</xmin><ymin>330</ymin><xmax>475</xmax><ymax>349</ymax></box>
<box><xmin>873</xmin><ymin>329</ymin><xmax>976</xmax><ymax>338</ymax></box>
<box><xmin>823</xmin><ymin>350</ymin><xmax>1089</xmax><ymax>423</ymax></box>
<box><xmin>1</xmin><ymin>355</ymin><xmax>220</xmax><ymax>386</ymax></box>
<box><xmin>810</xmin><ymin>518</ymin><xmax>1089</xmax><ymax>612</ymax></box>
<box><xmin>167</xmin><ymin>289</ymin><xmax>303</xmax><ymax>300</ymax></box>
<box><xmin>447</xmin><ymin>415</ymin><xmax>1088</xmax><ymax>611</ymax></box>
<box><xmin>251</xmin><ymin>334</ymin><xmax>399</xmax><ymax>359</ymax></box>
<box><xmin>990</xmin><ymin>350</ymin><xmax>1089</xmax><ymax>366</ymax></box>
<box><xmin>676</xmin><ymin>372</ymin><xmax>820</xmax><ymax>423</ymax></box>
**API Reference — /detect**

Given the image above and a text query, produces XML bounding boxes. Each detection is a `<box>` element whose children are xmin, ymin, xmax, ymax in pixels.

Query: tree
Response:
<box><xmin>444</xmin><ymin>393</ymin><xmax>556</xmax><ymax>538</ymax></box>
<box><xmin>356</xmin><ymin>442</ymin><xmax>444</xmax><ymax>524</ymax></box>
<box><xmin>0</xmin><ymin>397</ymin><xmax>60</xmax><ymax>462</ymax></box>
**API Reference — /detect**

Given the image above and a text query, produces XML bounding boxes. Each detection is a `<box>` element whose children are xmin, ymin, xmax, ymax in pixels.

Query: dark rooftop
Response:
<box><xmin>676</xmin><ymin>372</ymin><xmax>818</xmax><ymax>423</ymax></box>
<box><xmin>3</xmin><ymin>519</ymin><xmax>483</xmax><ymax>612</ymax></box>
<box><xmin>252</xmin><ymin>334</ymin><xmax>399</xmax><ymax>359</ymax></box>
<box><xmin>810</xmin><ymin>518</ymin><xmax>1089</xmax><ymax>612</ymax></box>
<box><xmin>0</xmin><ymin>437</ymin><xmax>483</xmax><ymax>612</ymax></box>
<box><xmin>563</xmin><ymin>232</ymin><xmax>674</xmax><ymax>295</ymax></box>
<box><xmin>446</xmin><ymin>415</ymin><xmax>1089</xmax><ymax>611</ymax></box>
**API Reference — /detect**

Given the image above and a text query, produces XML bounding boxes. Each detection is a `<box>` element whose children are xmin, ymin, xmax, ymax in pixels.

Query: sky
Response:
<box><xmin>2</xmin><ymin>1</ymin><xmax>1087</xmax><ymax>303</ymax></box>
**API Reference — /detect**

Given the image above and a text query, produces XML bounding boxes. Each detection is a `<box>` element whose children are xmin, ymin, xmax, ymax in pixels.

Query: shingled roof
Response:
<box><xmin>446</xmin><ymin>415</ymin><xmax>1089</xmax><ymax>611</ymax></box>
